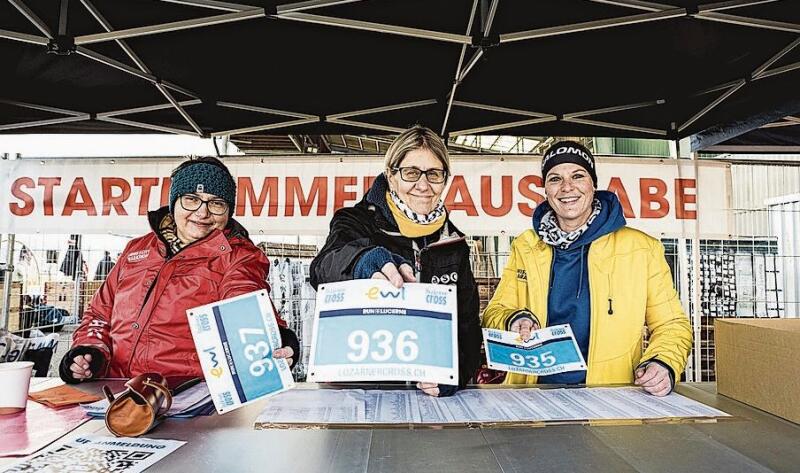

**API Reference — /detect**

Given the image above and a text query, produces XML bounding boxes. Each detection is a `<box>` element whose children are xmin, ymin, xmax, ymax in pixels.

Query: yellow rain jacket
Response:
<box><xmin>483</xmin><ymin>227</ymin><xmax>692</xmax><ymax>385</ymax></box>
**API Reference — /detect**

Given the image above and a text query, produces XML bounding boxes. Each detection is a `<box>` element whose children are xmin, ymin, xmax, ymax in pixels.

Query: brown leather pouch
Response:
<box><xmin>103</xmin><ymin>373</ymin><xmax>173</xmax><ymax>437</ymax></box>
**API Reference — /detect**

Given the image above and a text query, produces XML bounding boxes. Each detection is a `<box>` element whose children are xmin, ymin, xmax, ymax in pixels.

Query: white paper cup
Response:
<box><xmin>0</xmin><ymin>361</ymin><xmax>34</xmax><ymax>415</ymax></box>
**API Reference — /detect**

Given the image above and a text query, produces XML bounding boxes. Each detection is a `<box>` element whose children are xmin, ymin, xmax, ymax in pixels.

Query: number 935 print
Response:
<box><xmin>483</xmin><ymin>324</ymin><xmax>587</xmax><ymax>377</ymax></box>
<box><xmin>308</xmin><ymin>280</ymin><xmax>459</xmax><ymax>385</ymax></box>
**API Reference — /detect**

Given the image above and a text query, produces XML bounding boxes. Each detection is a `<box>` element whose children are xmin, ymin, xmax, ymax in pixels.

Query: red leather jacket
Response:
<box><xmin>72</xmin><ymin>210</ymin><xmax>285</xmax><ymax>378</ymax></box>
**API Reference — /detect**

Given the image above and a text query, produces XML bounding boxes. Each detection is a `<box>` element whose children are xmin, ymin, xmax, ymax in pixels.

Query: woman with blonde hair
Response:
<box><xmin>310</xmin><ymin>125</ymin><xmax>481</xmax><ymax>397</ymax></box>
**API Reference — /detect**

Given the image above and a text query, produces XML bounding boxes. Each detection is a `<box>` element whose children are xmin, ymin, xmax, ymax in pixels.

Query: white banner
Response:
<box><xmin>0</xmin><ymin>155</ymin><xmax>730</xmax><ymax>237</ymax></box>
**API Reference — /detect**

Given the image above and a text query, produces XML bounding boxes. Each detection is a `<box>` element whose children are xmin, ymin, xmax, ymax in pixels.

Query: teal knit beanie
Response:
<box><xmin>169</xmin><ymin>162</ymin><xmax>236</xmax><ymax>213</ymax></box>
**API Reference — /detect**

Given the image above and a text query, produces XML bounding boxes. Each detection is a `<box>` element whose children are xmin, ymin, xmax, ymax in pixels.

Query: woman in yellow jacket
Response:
<box><xmin>483</xmin><ymin>141</ymin><xmax>692</xmax><ymax>396</ymax></box>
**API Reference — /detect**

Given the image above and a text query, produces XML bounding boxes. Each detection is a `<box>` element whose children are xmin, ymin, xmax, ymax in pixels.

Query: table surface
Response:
<box><xmin>3</xmin><ymin>382</ymin><xmax>799</xmax><ymax>473</ymax></box>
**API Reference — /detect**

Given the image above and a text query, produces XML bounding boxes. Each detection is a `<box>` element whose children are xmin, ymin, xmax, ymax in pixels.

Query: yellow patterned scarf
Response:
<box><xmin>158</xmin><ymin>212</ymin><xmax>185</xmax><ymax>255</ymax></box>
<box><xmin>386</xmin><ymin>192</ymin><xmax>446</xmax><ymax>238</ymax></box>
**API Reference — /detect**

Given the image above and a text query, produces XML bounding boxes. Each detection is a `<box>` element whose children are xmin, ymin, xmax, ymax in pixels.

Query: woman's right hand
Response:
<box><xmin>69</xmin><ymin>353</ymin><xmax>95</xmax><ymax>380</ymax></box>
<box><xmin>510</xmin><ymin>318</ymin><xmax>537</xmax><ymax>342</ymax></box>
<box><xmin>372</xmin><ymin>262</ymin><xmax>416</xmax><ymax>288</ymax></box>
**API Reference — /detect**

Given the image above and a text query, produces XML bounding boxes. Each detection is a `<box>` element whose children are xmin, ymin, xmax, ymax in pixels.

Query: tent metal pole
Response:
<box><xmin>0</xmin><ymin>28</ymin><xmax>47</xmax><ymax>45</ymax></box>
<box><xmin>74</xmin><ymin>9</ymin><xmax>265</xmax><ymax>45</ymax></box>
<box><xmin>159</xmin><ymin>0</ymin><xmax>259</xmax><ymax>12</ymax></box>
<box><xmin>564</xmin><ymin>99</ymin><xmax>666</xmax><ymax>119</ymax></box>
<box><xmin>327</xmin><ymin>99</ymin><xmax>437</xmax><ymax>120</ymax></box>
<box><xmin>457</xmin><ymin>49</ymin><xmax>485</xmax><ymax>83</ymax></box>
<box><xmin>76</xmin><ymin>47</ymin><xmax>158</xmax><ymax>82</ymax></box>
<box><xmin>692</xmin><ymin>79</ymin><xmax>746</xmax><ymax>97</ymax></box>
<box><xmin>277</xmin><ymin>13</ymin><xmax>472</xmax><ymax>44</ymax></box>
<box><xmin>216</xmin><ymin>102</ymin><xmax>318</xmax><ymax>119</ymax></box>
<box><xmin>482</xmin><ymin>0</ymin><xmax>499</xmax><ymax>33</ymax></box>
<box><xmin>80</xmin><ymin>0</ymin><xmax>151</xmax><ymax>73</ymax></box>
<box><xmin>1</xmin><ymin>234</ymin><xmax>15</xmax><ymax>333</ymax></box>
<box><xmin>0</xmin><ymin>99</ymin><xmax>86</xmax><ymax>117</ymax></box>
<box><xmin>97</xmin><ymin>100</ymin><xmax>201</xmax><ymax>118</ymax></box>
<box><xmin>754</xmin><ymin>60</ymin><xmax>800</xmax><ymax>80</ymax></box>
<box><xmin>277</xmin><ymin>0</ymin><xmax>365</xmax><ymax>14</ymax></box>
<box><xmin>695</xmin><ymin>13</ymin><xmax>800</xmax><ymax>34</ymax></box>
<box><xmin>586</xmin><ymin>0</ymin><xmax>669</xmax><ymax>11</ymax></box>
<box><xmin>678</xmin><ymin>79</ymin><xmax>746</xmax><ymax>133</ymax></box>
<box><xmin>451</xmin><ymin>116</ymin><xmax>557</xmax><ymax>136</ymax></box>
<box><xmin>8</xmin><ymin>0</ymin><xmax>53</xmax><ymax>38</ymax></box>
<box><xmin>452</xmin><ymin>100</ymin><xmax>552</xmax><ymax>118</ymax></box>
<box><xmin>155</xmin><ymin>84</ymin><xmax>204</xmax><ymax>136</ymax></box>
<box><xmin>58</xmin><ymin>0</ymin><xmax>69</xmax><ymax>36</ymax></box>
<box><xmin>690</xmin><ymin>149</ymin><xmax>702</xmax><ymax>382</ymax></box>
<box><xmin>97</xmin><ymin>116</ymin><xmax>197</xmax><ymax>135</ymax></box>
<box><xmin>0</xmin><ymin>115</ymin><xmax>91</xmax><ymax>131</ymax></box>
<box><xmin>210</xmin><ymin>117</ymin><xmax>320</xmax><ymax>136</ymax></box>
<box><xmin>441</xmin><ymin>0</ymin><xmax>481</xmax><ymax>135</ymax></box>
<box><xmin>698</xmin><ymin>0</ymin><xmax>782</xmax><ymax>13</ymax></box>
<box><xmin>564</xmin><ymin>117</ymin><xmax>668</xmax><ymax>136</ymax></box>
<box><xmin>324</xmin><ymin>118</ymin><xmax>405</xmax><ymax>134</ymax></box>
<box><xmin>752</xmin><ymin>37</ymin><xmax>800</xmax><ymax>78</ymax></box>
<box><xmin>591</xmin><ymin>0</ymin><xmax>779</xmax><ymax>14</ymax></box>
<box><xmin>500</xmin><ymin>9</ymin><xmax>684</xmax><ymax>43</ymax></box>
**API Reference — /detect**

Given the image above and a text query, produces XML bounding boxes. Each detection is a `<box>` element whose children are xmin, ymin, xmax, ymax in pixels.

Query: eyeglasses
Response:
<box><xmin>391</xmin><ymin>166</ymin><xmax>448</xmax><ymax>184</ymax></box>
<box><xmin>179</xmin><ymin>194</ymin><xmax>229</xmax><ymax>216</ymax></box>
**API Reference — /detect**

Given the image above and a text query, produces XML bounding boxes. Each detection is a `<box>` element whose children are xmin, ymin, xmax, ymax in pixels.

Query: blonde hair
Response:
<box><xmin>383</xmin><ymin>125</ymin><xmax>450</xmax><ymax>175</ymax></box>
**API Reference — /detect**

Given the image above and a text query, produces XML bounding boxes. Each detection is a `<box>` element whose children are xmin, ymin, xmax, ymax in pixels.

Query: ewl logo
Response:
<box><xmin>365</xmin><ymin>286</ymin><xmax>406</xmax><ymax>300</ymax></box>
<box><xmin>517</xmin><ymin>269</ymin><xmax>527</xmax><ymax>281</ymax></box>
<box><xmin>203</xmin><ymin>347</ymin><xmax>223</xmax><ymax>378</ymax></box>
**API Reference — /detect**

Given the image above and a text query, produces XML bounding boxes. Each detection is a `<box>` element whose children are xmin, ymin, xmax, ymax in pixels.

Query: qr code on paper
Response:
<box><xmin>6</xmin><ymin>445</ymin><xmax>154</xmax><ymax>473</ymax></box>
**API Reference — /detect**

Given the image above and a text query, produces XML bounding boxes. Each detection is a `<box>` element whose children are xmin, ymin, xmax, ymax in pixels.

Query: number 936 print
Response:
<box><xmin>482</xmin><ymin>324</ymin><xmax>587</xmax><ymax>377</ymax></box>
<box><xmin>308</xmin><ymin>280</ymin><xmax>459</xmax><ymax>385</ymax></box>
<box><xmin>187</xmin><ymin>290</ymin><xmax>295</xmax><ymax>414</ymax></box>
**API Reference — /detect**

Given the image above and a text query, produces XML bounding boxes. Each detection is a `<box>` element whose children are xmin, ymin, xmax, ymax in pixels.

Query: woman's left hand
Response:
<box><xmin>273</xmin><ymin>346</ymin><xmax>295</xmax><ymax>367</ymax></box>
<box><xmin>634</xmin><ymin>363</ymin><xmax>671</xmax><ymax>396</ymax></box>
<box><xmin>416</xmin><ymin>382</ymin><xmax>440</xmax><ymax>397</ymax></box>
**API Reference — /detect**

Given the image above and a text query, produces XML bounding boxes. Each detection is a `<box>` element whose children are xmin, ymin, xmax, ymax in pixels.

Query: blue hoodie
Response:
<box><xmin>531</xmin><ymin>190</ymin><xmax>626</xmax><ymax>384</ymax></box>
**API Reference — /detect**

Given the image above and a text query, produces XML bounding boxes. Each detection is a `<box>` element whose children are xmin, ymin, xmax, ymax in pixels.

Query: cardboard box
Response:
<box><xmin>0</xmin><ymin>281</ymin><xmax>23</xmax><ymax>332</ymax></box>
<box><xmin>715</xmin><ymin>318</ymin><xmax>800</xmax><ymax>424</ymax></box>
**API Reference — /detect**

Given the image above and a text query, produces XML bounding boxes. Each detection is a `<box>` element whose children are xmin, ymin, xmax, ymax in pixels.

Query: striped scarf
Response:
<box><xmin>388</xmin><ymin>189</ymin><xmax>447</xmax><ymax>225</ymax></box>
<box><xmin>537</xmin><ymin>198</ymin><xmax>602</xmax><ymax>250</ymax></box>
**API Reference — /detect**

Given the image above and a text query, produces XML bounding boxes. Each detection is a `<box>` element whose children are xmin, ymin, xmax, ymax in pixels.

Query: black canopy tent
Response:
<box><xmin>1</xmin><ymin>0</ymin><xmax>799</xmax><ymax>142</ymax></box>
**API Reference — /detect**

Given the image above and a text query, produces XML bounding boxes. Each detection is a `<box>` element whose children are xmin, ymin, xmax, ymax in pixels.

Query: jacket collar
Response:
<box><xmin>364</xmin><ymin>173</ymin><xmax>397</xmax><ymax>227</ymax></box>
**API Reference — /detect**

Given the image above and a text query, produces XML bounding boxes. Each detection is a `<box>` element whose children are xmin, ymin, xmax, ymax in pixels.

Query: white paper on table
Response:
<box><xmin>254</xmin><ymin>387</ymin><xmax>729</xmax><ymax>426</ymax></box>
<box><xmin>1</xmin><ymin>435</ymin><xmax>184</xmax><ymax>473</ymax></box>
<box><xmin>255</xmin><ymin>389</ymin><xmax>367</xmax><ymax>426</ymax></box>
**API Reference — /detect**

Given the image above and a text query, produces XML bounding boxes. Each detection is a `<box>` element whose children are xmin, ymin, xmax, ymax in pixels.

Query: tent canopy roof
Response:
<box><xmin>2</xmin><ymin>0</ymin><xmax>799</xmax><ymax>141</ymax></box>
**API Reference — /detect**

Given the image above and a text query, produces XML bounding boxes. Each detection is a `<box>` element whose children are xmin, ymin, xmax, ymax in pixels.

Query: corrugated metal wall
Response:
<box><xmin>768</xmin><ymin>195</ymin><xmax>800</xmax><ymax>318</ymax></box>
<box><xmin>730</xmin><ymin>163</ymin><xmax>800</xmax><ymax>319</ymax></box>
<box><xmin>730</xmin><ymin>164</ymin><xmax>800</xmax><ymax>237</ymax></box>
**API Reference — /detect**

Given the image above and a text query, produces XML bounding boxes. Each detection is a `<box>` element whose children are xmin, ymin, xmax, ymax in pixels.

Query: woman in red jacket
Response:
<box><xmin>60</xmin><ymin>156</ymin><xmax>298</xmax><ymax>382</ymax></box>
